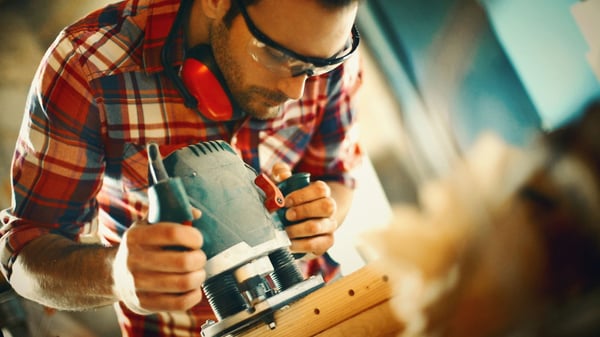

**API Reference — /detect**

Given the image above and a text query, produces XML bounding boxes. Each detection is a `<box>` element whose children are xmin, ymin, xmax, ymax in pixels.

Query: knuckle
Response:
<box><xmin>307</xmin><ymin>242</ymin><xmax>323</xmax><ymax>256</ymax></box>
<box><xmin>181</xmin><ymin>253</ymin><xmax>196</xmax><ymax>270</ymax></box>
<box><xmin>192</xmin><ymin>251</ymin><xmax>207</xmax><ymax>269</ymax></box>
<box><xmin>125</xmin><ymin>228</ymin><xmax>142</xmax><ymax>244</ymax></box>
<box><xmin>136</xmin><ymin>293</ymin><xmax>158</xmax><ymax>311</ymax></box>
<box><xmin>194</xmin><ymin>250</ymin><xmax>207</xmax><ymax>267</ymax></box>
<box><xmin>307</xmin><ymin>221</ymin><xmax>321</xmax><ymax>235</ymax></box>
<box><xmin>285</xmin><ymin>226</ymin><xmax>298</xmax><ymax>240</ymax></box>
<box><xmin>314</xmin><ymin>236</ymin><xmax>334</xmax><ymax>255</ymax></box>
<box><xmin>320</xmin><ymin>198</ymin><xmax>336</xmax><ymax>215</ymax></box>
<box><xmin>126</xmin><ymin>252</ymin><xmax>142</xmax><ymax>270</ymax></box>
<box><xmin>184</xmin><ymin>228</ymin><xmax>204</xmax><ymax>249</ymax></box>
<box><xmin>313</xmin><ymin>181</ymin><xmax>330</xmax><ymax>196</ymax></box>
<box><xmin>163</xmin><ymin>226</ymin><xmax>180</xmax><ymax>241</ymax></box>
<box><xmin>327</xmin><ymin>235</ymin><xmax>335</xmax><ymax>247</ymax></box>
<box><xmin>171</xmin><ymin>291</ymin><xmax>201</xmax><ymax>311</ymax></box>
<box><xmin>322</xmin><ymin>234</ymin><xmax>334</xmax><ymax>247</ymax></box>
<box><xmin>177</xmin><ymin>271</ymin><xmax>205</xmax><ymax>292</ymax></box>
<box><xmin>162</xmin><ymin>297</ymin><xmax>183</xmax><ymax>311</ymax></box>
<box><xmin>182</xmin><ymin>290</ymin><xmax>203</xmax><ymax>309</ymax></box>
<box><xmin>130</xmin><ymin>275</ymin><xmax>143</xmax><ymax>290</ymax></box>
<box><xmin>173</xmin><ymin>253</ymin><xmax>196</xmax><ymax>271</ymax></box>
<box><xmin>195</xmin><ymin>230</ymin><xmax>204</xmax><ymax>248</ymax></box>
<box><xmin>330</xmin><ymin>218</ymin><xmax>339</xmax><ymax>231</ymax></box>
<box><xmin>174</xmin><ymin>276</ymin><xmax>194</xmax><ymax>291</ymax></box>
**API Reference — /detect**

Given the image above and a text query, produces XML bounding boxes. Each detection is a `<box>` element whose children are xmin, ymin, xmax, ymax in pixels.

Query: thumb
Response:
<box><xmin>191</xmin><ymin>207</ymin><xmax>202</xmax><ymax>220</ymax></box>
<box><xmin>181</xmin><ymin>207</ymin><xmax>202</xmax><ymax>227</ymax></box>
<box><xmin>271</xmin><ymin>162</ymin><xmax>292</xmax><ymax>183</ymax></box>
<box><xmin>112</xmin><ymin>237</ymin><xmax>155</xmax><ymax>315</ymax></box>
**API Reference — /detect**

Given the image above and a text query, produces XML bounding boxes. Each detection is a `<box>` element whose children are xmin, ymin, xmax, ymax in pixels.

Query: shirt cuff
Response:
<box><xmin>0</xmin><ymin>215</ymin><xmax>52</xmax><ymax>281</ymax></box>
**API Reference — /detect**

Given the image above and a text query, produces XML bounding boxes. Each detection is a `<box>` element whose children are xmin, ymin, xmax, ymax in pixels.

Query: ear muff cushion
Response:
<box><xmin>182</xmin><ymin>45</ymin><xmax>233</xmax><ymax>121</ymax></box>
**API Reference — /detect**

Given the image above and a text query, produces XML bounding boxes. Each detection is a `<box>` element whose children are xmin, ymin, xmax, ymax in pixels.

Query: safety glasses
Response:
<box><xmin>234</xmin><ymin>0</ymin><xmax>360</xmax><ymax>77</ymax></box>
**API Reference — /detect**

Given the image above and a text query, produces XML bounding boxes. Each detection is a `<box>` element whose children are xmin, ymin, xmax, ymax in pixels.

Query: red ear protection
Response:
<box><xmin>161</xmin><ymin>0</ymin><xmax>239</xmax><ymax>121</ymax></box>
<box><xmin>181</xmin><ymin>45</ymin><xmax>234</xmax><ymax>121</ymax></box>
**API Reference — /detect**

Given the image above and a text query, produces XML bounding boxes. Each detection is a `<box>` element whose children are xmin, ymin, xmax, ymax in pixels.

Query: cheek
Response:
<box><xmin>214</xmin><ymin>22</ymin><xmax>280</xmax><ymax>95</ymax></box>
<box><xmin>210</xmin><ymin>21</ymin><xmax>246</xmax><ymax>87</ymax></box>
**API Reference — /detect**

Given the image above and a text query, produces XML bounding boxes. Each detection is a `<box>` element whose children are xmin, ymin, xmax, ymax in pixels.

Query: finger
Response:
<box><xmin>181</xmin><ymin>208</ymin><xmax>202</xmax><ymax>227</ymax></box>
<box><xmin>128</xmin><ymin>223</ymin><xmax>203</xmax><ymax>249</ymax></box>
<box><xmin>128</xmin><ymin>249</ymin><xmax>206</xmax><ymax>273</ymax></box>
<box><xmin>285</xmin><ymin>180</ymin><xmax>330</xmax><ymax>207</ymax></box>
<box><xmin>191</xmin><ymin>207</ymin><xmax>202</xmax><ymax>220</ymax></box>
<box><xmin>289</xmin><ymin>234</ymin><xmax>335</xmax><ymax>256</ymax></box>
<box><xmin>130</xmin><ymin>217</ymin><xmax>150</xmax><ymax>227</ymax></box>
<box><xmin>285</xmin><ymin>218</ymin><xmax>337</xmax><ymax>239</ymax></box>
<box><xmin>285</xmin><ymin>197</ymin><xmax>336</xmax><ymax>222</ymax></box>
<box><xmin>271</xmin><ymin>162</ymin><xmax>292</xmax><ymax>182</ymax></box>
<box><xmin>134</xmin><ymin>270</ymin><xmax>206</xmax><ymax>293</ymax></box>
<box><xmin>137</xmin><ymin>288</ymin><xmax>204</xmax><ymax>312</ymax></box>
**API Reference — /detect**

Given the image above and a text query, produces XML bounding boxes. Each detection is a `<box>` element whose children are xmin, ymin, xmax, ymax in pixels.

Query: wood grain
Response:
<box><xmin>237</xmin><ymin>262</ymin><xmax>404</xmax><ymax>337</ymax></box>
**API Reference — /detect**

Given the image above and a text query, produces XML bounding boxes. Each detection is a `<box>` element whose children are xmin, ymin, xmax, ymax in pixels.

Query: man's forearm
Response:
<box><xmin>327</xmin><ymin>181</ymin><xmax>355</xmax><ymax>227</ymax></box>
<box><xmin>9</xmin><ymin>234</ymin><xmax>118</xmax><ymax>310</ymax></box>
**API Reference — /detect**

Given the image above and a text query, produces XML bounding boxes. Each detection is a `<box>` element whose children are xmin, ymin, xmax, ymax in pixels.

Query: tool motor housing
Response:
<box><xmin>147</xmin><ymin>141</ymin><xmax>324</xmax><ymax>337</ymax></box>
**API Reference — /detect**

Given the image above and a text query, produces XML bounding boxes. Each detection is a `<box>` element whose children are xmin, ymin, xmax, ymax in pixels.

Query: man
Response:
<box><xmin>0</xmin><ymin>0</ymin><xmax>364</xmax><ymax>335</ymax></box>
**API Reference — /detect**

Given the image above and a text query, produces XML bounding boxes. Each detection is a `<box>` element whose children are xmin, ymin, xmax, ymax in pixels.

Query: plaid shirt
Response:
<box><xmin>0</xmin><ymin>0</ymin><xmax>362</xmax><ymax>335</ymax></box>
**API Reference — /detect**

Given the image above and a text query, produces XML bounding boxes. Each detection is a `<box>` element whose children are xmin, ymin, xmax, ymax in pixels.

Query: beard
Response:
<box><xmin>209</xmin><ymin>21</ymin><xmax>288</xmax><ymax>120</ymax></box>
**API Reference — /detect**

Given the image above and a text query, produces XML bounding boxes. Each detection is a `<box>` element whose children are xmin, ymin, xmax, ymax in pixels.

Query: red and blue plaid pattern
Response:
<box><xmin>0</xmin><ymin>0</ymin><xmax>362</xmax><ymax>335</ymax></box>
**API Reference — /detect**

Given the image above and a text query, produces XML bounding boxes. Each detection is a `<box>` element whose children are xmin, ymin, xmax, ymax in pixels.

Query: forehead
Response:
<box><xmin>243</xmin><ymin>0</ymin><xmax>358</xmax><ymax>58</ymax></box>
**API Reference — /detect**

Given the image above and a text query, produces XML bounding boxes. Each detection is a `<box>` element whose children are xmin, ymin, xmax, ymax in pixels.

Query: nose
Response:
<box><xmin>277</xmin><ymin>75</ymin><xmax>308</xmax><ymax>100</ymax></box>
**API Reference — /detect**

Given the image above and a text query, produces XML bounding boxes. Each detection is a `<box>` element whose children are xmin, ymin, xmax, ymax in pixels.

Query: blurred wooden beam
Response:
<box><xmin>314</xmin><ymin>299</ymin><xmax>401</xmax><ymax>337</ymax></box>
<box><xmin>238</xmin><ymin>262</ymin><xmax>404</xmax><ymax>337</ymax></box>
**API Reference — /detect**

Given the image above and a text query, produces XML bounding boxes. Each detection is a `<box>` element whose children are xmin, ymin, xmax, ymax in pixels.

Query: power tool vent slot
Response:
<box><xmin>188</xmin><ymin>141</ymin><xmax>228</xmax><ymax>156</ymax></box>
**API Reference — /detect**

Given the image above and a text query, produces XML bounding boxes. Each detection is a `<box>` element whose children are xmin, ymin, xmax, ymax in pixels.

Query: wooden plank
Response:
<box><xmin>314</xmin><ymin>299</ymin><xmax>403</xmax><ymax>337</ymax></box>
<box><xmin>237</xmin><ymin>262</ymin><xmax>403</xmax><ymax>337</ymax></box>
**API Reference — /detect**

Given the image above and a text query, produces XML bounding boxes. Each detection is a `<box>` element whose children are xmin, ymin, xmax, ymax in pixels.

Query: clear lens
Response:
<box><xmin>248</xmin><ymin>38</ymin><xmax>345</xmax><ymax>77</ymax></box>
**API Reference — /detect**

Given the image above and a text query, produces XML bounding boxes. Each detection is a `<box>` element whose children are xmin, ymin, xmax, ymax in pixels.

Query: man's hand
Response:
<box><xmin>112</xmin><ymin>210</ymin><xmax>206</xmax><ymax>314</ymax></box>
<box><xmin>270</xmin><ymin>163</ymin><xmax>339</xmax><ymax>256</ymax></box>
<box><xmin>283</xmin><ymin>180</ymin><xmax>338</xmax><ymax>256</ymax></box>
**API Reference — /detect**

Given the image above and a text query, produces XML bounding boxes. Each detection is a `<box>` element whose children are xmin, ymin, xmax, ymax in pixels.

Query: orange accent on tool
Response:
<box><xmin>254</xmin><ymin>173</ymin><xmax>285</xmax><ymax>212</ymax></box>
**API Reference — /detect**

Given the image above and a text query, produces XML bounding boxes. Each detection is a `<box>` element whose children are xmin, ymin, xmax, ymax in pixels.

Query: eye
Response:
<box><xmin>262</xmin><ymin>45</ymin><xmax>289</xmax><ymax>64</ymax></box>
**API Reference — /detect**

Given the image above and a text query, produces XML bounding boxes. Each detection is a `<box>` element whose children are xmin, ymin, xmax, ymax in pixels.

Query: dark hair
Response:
<box><xmin>223</xmin><ymin>0</ymin><xmax>362</xmax><ymax>27</ymax></box>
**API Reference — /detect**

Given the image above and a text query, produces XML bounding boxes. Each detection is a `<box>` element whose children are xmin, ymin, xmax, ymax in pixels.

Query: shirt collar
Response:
<box><xmin>142</xmin><ymin>0</ymin><xmax>184</xmax><ymax>73</ymax></box>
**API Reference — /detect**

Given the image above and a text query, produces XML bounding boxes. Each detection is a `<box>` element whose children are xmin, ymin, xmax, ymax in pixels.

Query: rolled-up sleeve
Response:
<box><xmin>0</xmin><ymin>31</ymin><xmax>105</xmax><ymax>280</ymax></box>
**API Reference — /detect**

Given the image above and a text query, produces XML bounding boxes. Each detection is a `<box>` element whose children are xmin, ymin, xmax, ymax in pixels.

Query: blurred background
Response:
<box><xmin>1</xmin><ymin>0</ymin><xmax>599</xmax><ymax>336</ymax></box>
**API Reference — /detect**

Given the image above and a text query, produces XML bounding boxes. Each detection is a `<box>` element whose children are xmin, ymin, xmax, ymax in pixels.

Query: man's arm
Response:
<box><xmin>8</xmin><ymin>220</ymin><xmax>206</xmax><ymax>313</ymax></box>
<box><xmin>10</xmin><ymin>234</ymin><xmax>118</xmax><ymax>310</ymax></box>
<box><xmin>327</xmin><ymin>181</ymin><xmax>355</xmax><ymax>226</ymax></box>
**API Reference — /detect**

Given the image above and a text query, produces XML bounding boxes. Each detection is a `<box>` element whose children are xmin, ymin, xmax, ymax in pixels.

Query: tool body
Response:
<box><xmin>276</xmin><ymin>172</ymin><xmax>311</xmax><ymax>260</ymax></box>
<box><xmin>146</xmin><ymin>141</ymin><xmax>324</xmax><ymax>337</ymax></box>
<box><xmin>276</xmin><ymin>172</ymin><xmax>311</xmax><ymax>227</ymax></box>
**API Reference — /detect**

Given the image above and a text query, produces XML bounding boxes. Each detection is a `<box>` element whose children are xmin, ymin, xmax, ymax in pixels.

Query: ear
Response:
<box><xmin>201</xmin><ymin>0</ymin><xmax>232</xmax><ymax>20</ymax></box>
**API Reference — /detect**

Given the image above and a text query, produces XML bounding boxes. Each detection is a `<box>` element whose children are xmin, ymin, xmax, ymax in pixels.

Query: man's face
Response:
<box><xmin>208</xmin><ymin>0</ymin><xmax>358</xmax><ymax>120</ymax></box>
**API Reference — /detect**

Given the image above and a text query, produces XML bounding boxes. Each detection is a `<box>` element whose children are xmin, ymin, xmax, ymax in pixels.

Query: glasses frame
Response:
<box><xmin>233</xmin><ymin>0</ymin><xmax>360</xmax><ymax>69</ymax></box>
